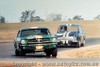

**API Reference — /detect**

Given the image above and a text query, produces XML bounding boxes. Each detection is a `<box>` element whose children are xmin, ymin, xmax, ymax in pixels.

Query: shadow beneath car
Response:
<box><xmin>57</xmin><ymin>46</ymin><xmax>77</xmax><ymax>48</ymax></box>
<box><xmin>13</xmin><ymin>53</ymin><xmax>45</xmax><ymax>58</ymax></box>
<box><xmin>12</xmin><ymin>53</ymin><xmax>56</xmax><ymax>58</ymax></box>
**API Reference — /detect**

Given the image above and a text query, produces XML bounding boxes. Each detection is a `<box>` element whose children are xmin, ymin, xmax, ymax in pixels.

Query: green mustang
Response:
<box><xmin>14</xmin><ymin>27</ymin><xmax>57</xmax><ymax>57</ymax></box>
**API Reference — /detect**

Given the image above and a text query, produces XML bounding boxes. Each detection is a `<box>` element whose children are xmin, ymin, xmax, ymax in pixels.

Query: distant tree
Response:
<box><xmin>73</xmin><ymin>15</ymin><xmax>84</xmax><ymax>20</ymax></box>
<box><xmin>35</xmin><ymin>16</ymin><xmax>41</xmax><ymax>21</ymax></box>
<box><xmin>32</xmin><ymin>16</ymin><xmax>44</xmax><ymax>21</ymax></box>
<box><xmin>94</xmin><ymin>15</ymin><xmax>100</xmax><ymax>20</ymax></box>
<box><xmin>20</xmin><ymin>10</ymin><xmax>43</xmax><ymax>22</ymax></box>
<box><xmin>20</xmin><ymin>10</ymin><xmax>35</xmax><ymax>22</ymax></box>
<box><xmin>68</xmin><ymin>18</ymin><xmax>72</xmax><ymax>21</ymax></box>
<box><xmin>46</xmin><ymin>13</ymin><xmax>62</xmax><ymax>21</ymax></box>
<box><xmin>0</xmin><ymin>16</ymin><xmax>5</xmax><ymax>23</ymax></box>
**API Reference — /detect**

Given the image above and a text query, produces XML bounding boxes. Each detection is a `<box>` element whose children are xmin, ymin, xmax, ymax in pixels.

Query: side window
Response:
<box><xmin>47</xmin><ymin>29</ymin><xmax>51</xmax><ymax>35</ymax></box>
<box><xmin>17</xmin><ymin>31</ymin><xmax>20</xmax><ymax>37</ymax></box>
<box><xmin>79</xmin><ymin>26</ymin><xmax>83</xmax><ymax>33</ymax></box>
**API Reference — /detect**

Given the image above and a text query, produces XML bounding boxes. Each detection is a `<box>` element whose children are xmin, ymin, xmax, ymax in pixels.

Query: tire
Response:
<box><xmin>15</xmin><ymin>49</ymin><xmax>20</xmax><ymax>56</ymax></box>
<box><xmin>76</xmin><ymin>42</ymin><xmax>81</xmax><ymax>48</ymax></box>
<box><xmin>81</xmin><ymin>40</ymin><xmax>85</xmax><ymax>47</ymax></box>
<box><xmin>45</xmin><ymin>48</ymin><xmax>57</xmax><ymax>57</ymax></box>
<box><xmin>45</xmin><ymin>49</ymin><xmax>51</xmax><ymax>57</ymax></box>
<box><xmin>20</xmin><ymin>52</ymin><xmax>26</xmax><ymax>56</ymax></box>
<box><xmin>15</xmin><ymin>49</ymin><xmax>26</xmax><ymax>56</ymax></box>
<box><xmin>46</xmin><ymin>53</ymin><xmax>51</xmax><ymax>57</ymax></box>
<box><xmin>52</xmin><ymin>48</ymin><xmax>57</xmax><ymax>57</ymax></box>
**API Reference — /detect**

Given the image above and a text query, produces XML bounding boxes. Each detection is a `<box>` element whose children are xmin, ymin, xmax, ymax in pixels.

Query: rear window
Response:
<box><xmin>68</xmin><ymin>26</ymin><xmax>78</xmax><ymax>32</ymax></box>
<box><xmin>69</xmin><ymin>32</ymin><xmax>77</xmax><ymax>36</ymax></box>
<box><xmin>57</xmin><ymin>25</ymin><xmax>78</xmax><ymax>33</ymax></box>
<box><xmin>57</xmin><ymin>26</ymin><xmax>67</xmax><ymax>33</ymax></box>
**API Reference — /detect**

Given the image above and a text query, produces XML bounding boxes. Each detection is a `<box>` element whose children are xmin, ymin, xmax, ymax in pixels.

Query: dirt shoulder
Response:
<box><xmin>58</xmin><ymin>45</ymin><xmax>100</xmax><ymax>58</ymax></box>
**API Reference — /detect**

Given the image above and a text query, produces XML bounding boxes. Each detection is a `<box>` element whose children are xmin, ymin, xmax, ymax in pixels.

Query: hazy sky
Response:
<box><xmin>0</xmin><ymin>0</ymin><xmax>100</xmax><ymax>23</ymax></box>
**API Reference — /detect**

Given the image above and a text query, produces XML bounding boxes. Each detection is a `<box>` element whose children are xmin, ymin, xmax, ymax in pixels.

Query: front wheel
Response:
<box><xmin>45</xmin><ymin>48</ymin><xmax>57</xmax><ymax>57</ymax></box>
<box><xmin>15</xmin><ymin>49</ymin><xmax>20</xmax><ymax>56</ymax></box>
<box><xmin>52</xmin><ymin>48</ymin><xmax>57</xmax><ymax>57</ymax></box>
<box><xmin>45</xmin><ymin>49</ymin><xmax>51</xmax><ymax>57</ymax></box>
<box><xmin>15</xmin><ymin>49</ymin><xmax>26</xmax><ymax>56</ymax></box>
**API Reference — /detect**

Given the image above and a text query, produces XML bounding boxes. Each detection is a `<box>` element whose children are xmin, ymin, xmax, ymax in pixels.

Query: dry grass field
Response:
<box><xmin>0</xmin><ymin>20</ymin><xmax>100</xmax><ymax>40</ymax></box>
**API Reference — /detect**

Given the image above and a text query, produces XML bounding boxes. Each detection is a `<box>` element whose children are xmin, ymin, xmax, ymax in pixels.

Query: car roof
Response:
<box><xmin>20</xmin><ymin>27</ymin><xmax>48</xmax><ymax>31</ymax></box>
<box><xmin>60</xmin><ymin>24</ymin><xmax>80</xmax><ymax>26</ymax></box>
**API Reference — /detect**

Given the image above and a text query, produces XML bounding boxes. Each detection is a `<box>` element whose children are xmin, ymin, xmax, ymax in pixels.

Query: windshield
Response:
<box><xmin>69</xmin><ymin>26</ymin><xmax>78</xmax><ymax>32</ymax></box>
<box><xmin>57</xmin><ymin>25</ymin><xmax>78</xmax><ymax>33</ymax></box>
<box><xmin>21</xmin><ymin>29</ymin><xmax>51</xmax><ymax>37</ymax></box>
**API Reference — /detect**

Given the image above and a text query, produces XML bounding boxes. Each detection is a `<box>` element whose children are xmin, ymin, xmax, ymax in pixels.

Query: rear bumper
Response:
<box><xmin>58</xmin><ymin>37</ymin><xmax>78</xmax><ymax>42</ymax></box>
<box><xmin>57</xmin><ymin>37</ymin><xmax>78</xmax><ymax>46</ymax></box>
<box><xmin>57</xmin><ymin>41</ymin><xmax>78</xmax><ymax>46</ymax></box>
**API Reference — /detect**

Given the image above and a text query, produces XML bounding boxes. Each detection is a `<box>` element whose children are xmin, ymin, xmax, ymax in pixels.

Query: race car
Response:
<box><xmin>55</xmin><ymin>24</ymin><xmax>85</xmax><ymax>48</ymax></box>
<box><xmin>14</xmin><ymin>27</ymin><xmax>57</xmax><ymax>57</ymax></box>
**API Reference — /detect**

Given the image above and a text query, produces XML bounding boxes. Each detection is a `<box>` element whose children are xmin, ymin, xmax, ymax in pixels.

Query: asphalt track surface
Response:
<box><xmin>0</xmin><ymin>38</ymin><xmax>100</xmax><ymax>64</ymax></box>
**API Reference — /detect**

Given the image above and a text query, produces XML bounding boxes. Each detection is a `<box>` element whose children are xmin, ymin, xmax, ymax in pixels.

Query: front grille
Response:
<box><xmin>28</xmin><ymin>38</ymin><xmax>50</xmax><ymax>43</ymax></box>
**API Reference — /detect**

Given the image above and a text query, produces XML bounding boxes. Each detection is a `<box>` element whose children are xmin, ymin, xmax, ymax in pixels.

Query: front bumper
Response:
<box><xmin>20</xmin><ymin>43</ymin><xmax>57</xmax><ymax>51</ymax></box>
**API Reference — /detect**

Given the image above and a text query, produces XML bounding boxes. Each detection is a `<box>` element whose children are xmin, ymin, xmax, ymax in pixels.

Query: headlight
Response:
<box><xmin>53</xmin><ymin>38</ymin><xmax>57</xmax><ymax>42</ymax></box>
<box><xmin>21</xmin><ymin>40</ymin><xmax>26</xmax><ymax>44</ymax></box>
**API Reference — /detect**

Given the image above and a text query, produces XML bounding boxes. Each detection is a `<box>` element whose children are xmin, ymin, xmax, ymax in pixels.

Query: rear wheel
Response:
<box><xmin>76</xmin><ymin>42</ymin><xmax>81</xmax><ymax>48</ymax></box>
<box><xmin>81</xmin><ymin>40</ymin><xmax>85</xmax><ymax>47</ymax></box>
